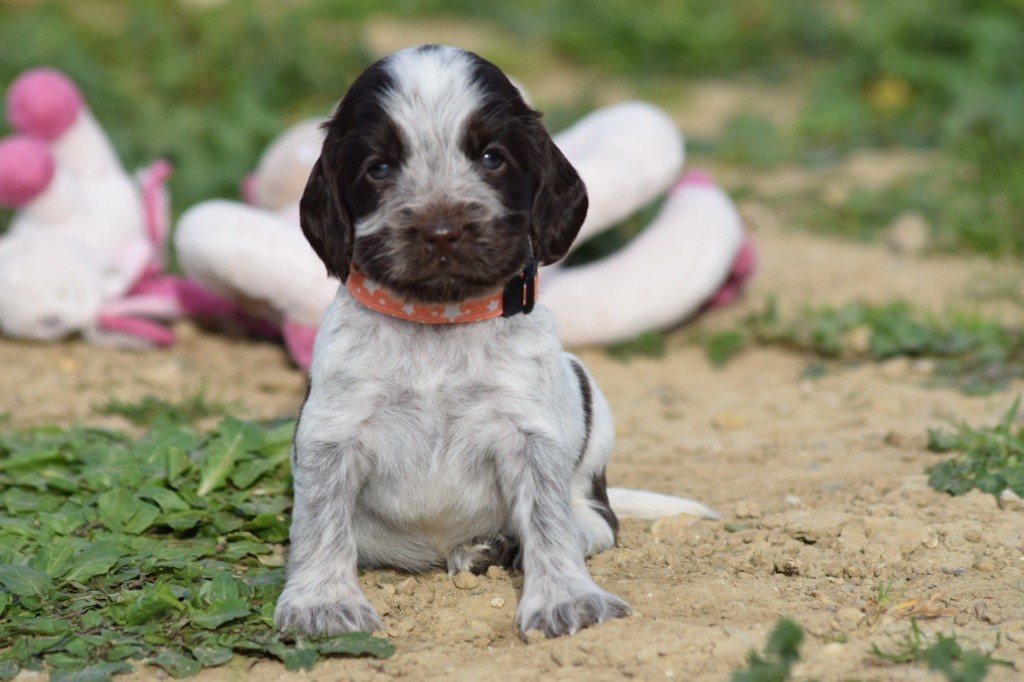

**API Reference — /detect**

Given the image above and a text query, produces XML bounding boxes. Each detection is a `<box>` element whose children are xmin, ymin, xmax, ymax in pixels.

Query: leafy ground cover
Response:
<box><xmin>703</xmin><ymin>298</ymin><xmax>1024</xmax><ymax>394</ymax></box>
<box><xmin>732</xmin><ymin>617</ymin><xmax>1012</xmax><ymax>682</ymax></box>
<box><xmin>0</xmin><ymin>417</ymin><xmax>392</xmax><ymax>680</ymax></box>
<box><xmin>869</xmin><ymin>618</ymin><xmax>1013</xmax><ymax>682</ymax></box>
<box><xmin>927</xmin><ymin>397</ymin><xmax>1024</xmax><ymax>500</ymax></box>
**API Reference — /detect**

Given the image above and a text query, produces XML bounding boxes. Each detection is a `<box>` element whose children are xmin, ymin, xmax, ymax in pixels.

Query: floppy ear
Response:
<box><xmin>526</xmin><ymin>116</ymin><xmax>589</xmax><ymax>265</ymax></box>
<box><xmin>299</xmin><ymin>155</ymin><xmax>353</xmax><ymax>280</ymax></box>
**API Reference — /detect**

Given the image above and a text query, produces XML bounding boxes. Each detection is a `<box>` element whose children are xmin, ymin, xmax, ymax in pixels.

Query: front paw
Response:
<box><xmin>275</xmin><ymin>591</ymin><xmax>383</xmax><ymax>635</ymax></box>
<box><xmin>517</xmin><ymin>584</ymin><xmax>631</xmax><ymax>638</ymax></box>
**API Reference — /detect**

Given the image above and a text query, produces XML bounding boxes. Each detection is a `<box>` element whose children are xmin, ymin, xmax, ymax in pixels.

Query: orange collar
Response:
<box><xmin>346</xmin><ymin>261</ymin><xmax>538</xmax><ymax>324</ymax></box>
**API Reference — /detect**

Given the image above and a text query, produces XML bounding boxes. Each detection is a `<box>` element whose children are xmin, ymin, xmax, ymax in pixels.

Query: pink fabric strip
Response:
<box><xmin>96</xmin><ymin>313</ymin><xmax>175</xmax><ymax>346</ymax></box>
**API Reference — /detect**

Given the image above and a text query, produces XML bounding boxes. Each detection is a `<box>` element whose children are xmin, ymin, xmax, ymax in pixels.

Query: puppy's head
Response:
<box><xmin>300</xmin><ymin>45</ymin><xmax>588</xmax><ymax>304</ymax></box>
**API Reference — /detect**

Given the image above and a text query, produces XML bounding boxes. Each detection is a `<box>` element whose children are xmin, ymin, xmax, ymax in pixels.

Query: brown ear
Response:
<box><xmin>526</xmin><ymin>116</ymin><xmax>588</xmax><ymax>265</ymax></box>
<box><xmin>299</xmin><ymin>155</ymin><xmax>353</xmax><ymax>280</ymax></box>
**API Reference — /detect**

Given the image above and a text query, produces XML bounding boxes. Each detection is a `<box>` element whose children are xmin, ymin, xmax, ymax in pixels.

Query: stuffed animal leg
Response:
<box><xmin>243</xmin><ymin>118</ymin><xmax>324</xmax><ymax>223</ymax></box>
<box><xmin>555</xmin><ymin>101</ymin><xmax>683</xmax><ymax>247</ymax></box>
<box><xmin>541</xmin><ymin>171</ymin><xmax>754</xmax><ymax>347</ymax></box>
<box><xmin>174</xmin><ymin>200</ymin><xmax>335</xmax><ymax>367</ymax></box>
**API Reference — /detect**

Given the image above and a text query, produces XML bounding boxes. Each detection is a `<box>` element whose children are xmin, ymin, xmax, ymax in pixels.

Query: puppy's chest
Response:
<box><xmin>360</xmin><ymin>361</ymin><xmax>523</xmax><ymax>467</ymax></box>
<box><xmin>312</xmin><ymin>297</ymin><xmax>561</xmax><ymax>493</ymax></box>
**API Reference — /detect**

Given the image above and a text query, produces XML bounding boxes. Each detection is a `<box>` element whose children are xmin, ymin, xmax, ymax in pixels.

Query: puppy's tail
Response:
<box><xmin>607</xmin><ymin>488</ymin><xmax>720</xmax><ymax>521</ymax></box>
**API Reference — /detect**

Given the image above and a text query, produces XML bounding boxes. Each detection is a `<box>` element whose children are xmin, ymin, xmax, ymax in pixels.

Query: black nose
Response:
<box><xmin>422</xmin><ymin>223</ymin><xmax>463</xmax><ymax>249</ymax></box>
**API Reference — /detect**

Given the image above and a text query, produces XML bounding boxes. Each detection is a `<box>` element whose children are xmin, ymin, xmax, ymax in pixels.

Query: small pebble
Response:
<box><xmin>885</xmin><ymin>210</ymin><xmax>930</xmax><ymax>256</ymax></box>
<box><xmin>524</xmin><ymin>629</ymin><xmax>546</xmax><ymax>644</ymax></box>
<box><xmin>973</xmin><ymin>556</ymin><xmax>996</xmax><ymax>572</ymax></box>
<box><xmin>843</xmin><ymin>326</ymin><xmax>872</xmax><ymax>355</ymax></box>
<box><xmin>822</xmin><ymin>642</ymin><xmax>845</xmax><ymax>657</ymax></box>
<box><xmin>734</xmin><ymin>500</ymin><xmax>761</xmax><ymax>519</ymax></box>
<box><xmin>57</xmin><ymin>357</ymin><xmax>79</xmax><ymax>374</ymax></box>
<box><xmin>490</xmin><ymin>596</ymin><xmax>506</xmax><ymax>609</ymax></box>
<box><xmin>452</xmin><ymin>570</ymin><xmax>479</xmax><ymax>590</ymax></box>
<box><xmin>713</xmin><ymin>412</ymin><xmax>747</xmax><ymax>430</ymax></box>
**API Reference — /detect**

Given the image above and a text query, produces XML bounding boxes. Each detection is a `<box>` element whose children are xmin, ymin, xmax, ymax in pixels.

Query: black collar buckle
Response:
<box><xmin>501</xmin><ymin>257</ymin><xmax>537</xmax><ymax>317</ymax></box>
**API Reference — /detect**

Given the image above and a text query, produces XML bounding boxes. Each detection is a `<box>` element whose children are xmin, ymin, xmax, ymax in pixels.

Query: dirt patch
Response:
<box><xmin>3</xmin><ymin>222</ymin><xmax>1022</xmax><ymax>681</ymax></box>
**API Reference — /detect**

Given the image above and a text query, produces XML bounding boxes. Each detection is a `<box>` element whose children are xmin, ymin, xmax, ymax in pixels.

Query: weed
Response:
<box><xmin>704</xmin><ymin>298</ymin><xmax>1024</xmax><ymax>394</ymax></box>
<box><xmin>731</xmin><ymin>617</ymin><xmax>804</xmax><ymax>682</ymax></box>
<box><xmin>606</xmin><ymin>330</ymin><xmax>666</xmax><ymax>361</ymax></box>
<box><xmin>870</xmin><ymin>619</ymin><xmax>1013</xmax><ymax>682</ymax></box>
<box><xmin>0</xmin><ymin>418</ymin><xmax>392</xmax><ymax>679</ymax></box>
<box><xmin>863</xmin><ymin>583</ymin><xmax>956</xmax><ymax>625</ymax></box>
<box><xmin>927</xmin><ymin>396</ymin><xmax>1024</xmax><ymax>499</ymax></box>
<box><xmin>716</xmin><ymin>115</ymin><xmax>795</xmax><ymax>168</ymax></box>
<box><xmin>96</xmin><ymin>390</ymin><xmax>230</xmax><ymax>427</ymax></box>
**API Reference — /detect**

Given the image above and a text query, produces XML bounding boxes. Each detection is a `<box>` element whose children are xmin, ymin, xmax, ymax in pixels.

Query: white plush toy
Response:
<box><xmin>175</xmin><ymin>100</ymin><xmax>755</xmax><ymax>369</ymax></box>
<box><xmin>0</xmin><ymin>68</ymin><xmax>242</xmax><ymax>345</ymax></box>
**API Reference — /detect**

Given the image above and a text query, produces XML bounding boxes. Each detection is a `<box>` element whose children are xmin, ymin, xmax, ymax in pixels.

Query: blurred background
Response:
<box><xmin>1</xmin><ymin>0</ymin><xmax>1022</xmax><ymax>259</ymax></box>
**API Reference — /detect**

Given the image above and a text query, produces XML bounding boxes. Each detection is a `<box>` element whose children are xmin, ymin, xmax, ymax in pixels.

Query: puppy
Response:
<box><xmin>276</xmin><ymin>45</ymin><xmax>700</xmax><ymax>639</ymax></box>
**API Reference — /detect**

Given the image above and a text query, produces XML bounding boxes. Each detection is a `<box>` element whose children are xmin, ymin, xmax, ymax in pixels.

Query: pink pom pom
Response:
<box><xmin>0</xmin><ymin>135</ymin><xmax>55</xmax><ymax>208</ymax></box>
<box><xmin>6</xmin><ymin>68</ymin><xmax>84</xmax><ymax>141</ymax></box>
<box><xmin>672</xmin><ymin>170</ymin><xmax>715</xmax><ymax>192</ymax></box>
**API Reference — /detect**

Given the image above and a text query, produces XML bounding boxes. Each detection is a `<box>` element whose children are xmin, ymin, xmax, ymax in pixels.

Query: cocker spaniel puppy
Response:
<box><xmin>276</xmin><ymin>45</ymin><xmax>681</xmax><ymax>639</ymax></box>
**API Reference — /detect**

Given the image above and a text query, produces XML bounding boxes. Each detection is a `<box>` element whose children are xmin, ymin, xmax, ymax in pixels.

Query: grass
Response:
<box><xmin>95</xmin><ymin>391</ymin><xmax>231</xmax><ymax>428</ymax></box>
<box><xmin>869</xmin><ymin>619</ymin><xmax>1013</xmax><ymax>682</ymax></box>
<box><xmin>732</xmin><ymin>617</ymin><xmax>1013</xmax><ymax>682</ymax></box>
<box><xmin>703</xmin><ymin>298</ymin><xmax>1024</xmax><ymax>394</ymax></box>
<box><xmin>606</xmin><ymin>331</ymin><xmax>667</xmax><ymax>362</ymax></box>
<box><xmin>926</xmin><ymin>396</ymin><xmax>1024</xmax><ymax>499</ymax></box>
<box><xmin>1</xmin><ymin>1</ymin><xmax>1020</xmax><ymax>258</ymax></box>
<box><xmin>0</xmin><ymin>415</ymin><xmax>392</xmax><ymax>680</ymax></box>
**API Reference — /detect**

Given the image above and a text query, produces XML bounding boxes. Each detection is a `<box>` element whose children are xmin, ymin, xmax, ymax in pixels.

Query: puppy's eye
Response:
<box><xmin>481</xmin><ymin>151</ymin><xmax>505</xmax><ymax>171</ymax></box>
<box><xmin>367</xmin><ymin>162</ymin><xmax>393</xmax><ymax>180</ymax></box>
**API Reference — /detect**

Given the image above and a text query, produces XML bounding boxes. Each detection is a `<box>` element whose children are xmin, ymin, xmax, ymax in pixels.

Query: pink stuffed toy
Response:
<box><xmin>0</xmin><ymin>68</ymin><xmax>242</xmax><ymax>346</ymax></box>
<box><xmin>175</xmin><ymin>99</ymin><xmax>754</xmax><ymax>370</ymax></box>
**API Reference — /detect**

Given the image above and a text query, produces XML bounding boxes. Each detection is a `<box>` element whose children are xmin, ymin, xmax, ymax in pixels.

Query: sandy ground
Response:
<box><xmin>2</xmin><ymin>215</ymin><xmax>1023</xmax><ymax>681</ymax></box>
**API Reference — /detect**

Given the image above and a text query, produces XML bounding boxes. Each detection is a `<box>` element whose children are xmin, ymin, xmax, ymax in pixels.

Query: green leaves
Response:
<box><xmin>927</xmin><ymin>396</ymin><xmax>1024</xmax><ymax>499</ymax></box>
<box><xmin>870</xmin><ymin>618</ymin><xmax>1013</xmax><ymax>681</ymax></box>
<box><xmin>732</xmin><ymin>617</ymin><xmax>804</xmax><ymax>682</ymax></box>
<box><xmin>124</xmin><ymin>584</ymin><xmax>185</xmax><ymax>625</ymax></box>
<box><xmin>0</xmin><ymin>565</ymin><xmax>53</xmax><ymax>597</ymax></box>
<box><xmin>703</xmin><ymin>298</ymin><xmax>1024</xmax><ymax>394</ymax></box>
<box><xmin>607</xmin><ymin>331</ymin><xmax>667</xmax><ymax>361</ymax></box>
<box><xmin>197</xmin><ymin>418</ymin><xmax>263</xmax><ymax>496</ymax></box>
<box><xmin>64</xmin><ymin>543</ymin><xmax>121</xmax><ymax>584</ymax></box>
<box><xmin>0</xmin><ymin>416</ymin><xmax>391</xmax><ymax>679</ymax></box>
<box><xmin>190</xmin><ymin>599</ymin><xmax>251</xmax><ymax>630</ymax></box>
